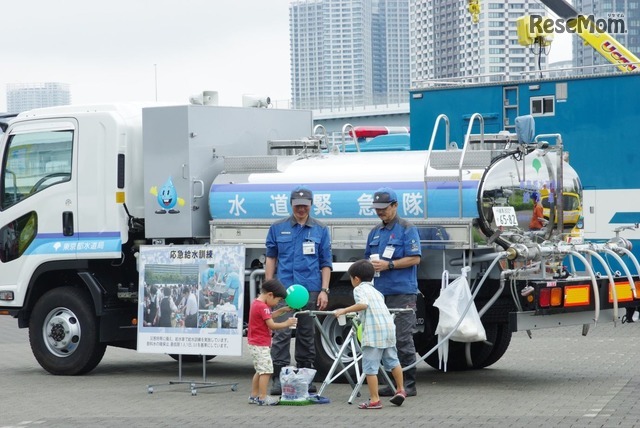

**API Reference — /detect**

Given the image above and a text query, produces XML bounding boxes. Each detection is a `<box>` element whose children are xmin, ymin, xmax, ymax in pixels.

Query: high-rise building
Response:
<box><xmin>290</xmin><ymin>0</ymin><xmax>409</xmax><ymax>109</ymax></box>
<box><xmin>572</xmin><ymin>0</ymin><xmax>640</xmax><ymax>73</ymax></box>
<box><xmin>6</xmin><ymin>82</ymin><xmax>71</xmax><ymax>114</ymax></box>
<box><xmin>411</xmin><ymin>1</ymin><xmax>546</xmax><ymax>84</ymax></box>
<box><xmin>372</xmin><ymin>0</ymin><xmax>411</xmax><ymax>104</ymax></box>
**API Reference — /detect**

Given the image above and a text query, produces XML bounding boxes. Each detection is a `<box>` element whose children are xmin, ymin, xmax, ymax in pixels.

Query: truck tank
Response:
<box><xmin>207</xmin><ymin>129</ymin><xmax>605</xmax><ymax>375</ymax></box>
<box><xmin>209</xmin><ymin>140</ymin><xmax>582</xmax><ymax>242</ymax></box>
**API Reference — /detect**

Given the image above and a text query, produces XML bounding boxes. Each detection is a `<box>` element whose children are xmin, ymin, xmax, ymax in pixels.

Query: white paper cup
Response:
<box><xmin>370</xmin><ymin>254</ymin><xmax>380</xmax><ymax>276</ymax></box>
<box><xmin>338</xmin><ymin>314</ymin><xmax>346</xmax><ymax>326</ymax></box>
<box><xmin>288</xmin><ymin>316</ymin><xmax>297</xmax><ymax>329</ymax></box>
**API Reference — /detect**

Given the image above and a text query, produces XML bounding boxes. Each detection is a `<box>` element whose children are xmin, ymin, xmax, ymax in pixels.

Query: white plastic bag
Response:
<box><xmin>280</xmin><ymin>366</ymin><xmax>317</xmax><ymax>401</ymax></box>
<box><xmin>434</xmin><ymin>271</ymin><xmax>487</xmax><ymax>343</ymax></box>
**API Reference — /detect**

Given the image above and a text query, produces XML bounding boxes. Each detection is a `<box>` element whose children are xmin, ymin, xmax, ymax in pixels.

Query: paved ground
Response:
<box><xmin>1</xmin><ymin>314</ymin><xmax>640</xmax><ymax>428</ymax></box>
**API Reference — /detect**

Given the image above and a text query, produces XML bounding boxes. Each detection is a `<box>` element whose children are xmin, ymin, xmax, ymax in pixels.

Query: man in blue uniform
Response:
<box><xmin>365</xmin><ymin>187</ymin><xmax>421</xmax><ymax>397</ymax></box>
<box><xmin>265</xmin><ymin>185</ymin><xmax>333</xmax><ymax>394</ymax></box>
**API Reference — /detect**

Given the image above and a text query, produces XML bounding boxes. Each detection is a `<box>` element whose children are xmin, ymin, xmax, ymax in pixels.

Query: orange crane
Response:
<box><xmin>519</xmin><ymin>0</ymin><xmax>639</xmax><ymax>72</ymax></box>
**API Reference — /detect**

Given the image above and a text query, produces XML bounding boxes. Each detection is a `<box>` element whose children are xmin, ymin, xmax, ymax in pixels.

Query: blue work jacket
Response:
<box><xmin>265</xmin><ymin>216</ymin><xmax>332</xmax><ymax>291</ymax></box>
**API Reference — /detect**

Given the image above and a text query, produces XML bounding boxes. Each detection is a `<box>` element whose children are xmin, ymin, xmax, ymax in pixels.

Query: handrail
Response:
<box><xmin>458</xmin><ymin>113</ymin><xmax>484</xmax><ymax>217</ymax></box>
<box><xmin>341</xmin><ymin>123</ymin><xmax>358</xmax><ymax>152</ymax></box>
<box><xmin>312</xmin><ymin>124</ymin><xmax>328</xmax><ymax>150</ymax></box>
<box><xmin>423</xmin><ymin>114</ymin><xmax>450</xmax><ymax>218</ymax></box>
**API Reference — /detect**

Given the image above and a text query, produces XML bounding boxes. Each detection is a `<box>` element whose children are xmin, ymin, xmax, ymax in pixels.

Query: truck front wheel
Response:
<box><xmin>29</xmin><ymin>287</ymin><xmax>106</xmax><ymax>375</ymax></box>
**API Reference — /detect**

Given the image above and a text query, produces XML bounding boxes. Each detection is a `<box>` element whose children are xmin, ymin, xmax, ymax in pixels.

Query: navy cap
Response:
<box><xmin>290</xmin><ymin>186</ymin><xmax>313</xmax><ymax>206</ymax></box>
<box><xmin>372</xmin><ymin>187</ymin><xmax>398</xmax><ymax>209</ymax></box>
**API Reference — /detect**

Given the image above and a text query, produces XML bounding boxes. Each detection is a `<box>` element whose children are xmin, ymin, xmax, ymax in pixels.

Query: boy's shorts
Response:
<box><xmin>361</xmin><ymin>345</ymin><xmax>400</xmax><ymax>375</ymax></box>
<box><xmin>248</xmin><ymin>344</ymin><xmax>273</xmax><ymax>375</ymax></box>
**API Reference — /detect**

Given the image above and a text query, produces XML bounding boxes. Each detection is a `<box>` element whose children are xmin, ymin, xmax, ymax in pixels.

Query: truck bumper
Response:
<box><xmin>509</xmin><ymin>309</ymin><xmax>618</xmax><ymax>332</ymax></box>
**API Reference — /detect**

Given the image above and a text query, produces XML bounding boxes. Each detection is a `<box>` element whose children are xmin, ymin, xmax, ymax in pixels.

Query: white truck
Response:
<box><xmin>0</xmin><ymin>103</ymin><xmax>637</xmax><ymax>377</ymax></box>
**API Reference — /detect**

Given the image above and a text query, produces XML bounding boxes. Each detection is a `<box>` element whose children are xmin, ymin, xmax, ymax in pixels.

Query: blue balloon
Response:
<box><xmin>285</xmin><ymin>284</ymin><xmax>309</xmax><ymax>310</ymax></box>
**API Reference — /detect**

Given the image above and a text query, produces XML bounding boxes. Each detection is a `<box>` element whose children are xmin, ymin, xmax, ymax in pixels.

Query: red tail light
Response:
<box><xmin>539</xmin><ymin>288</ymin><xmax>551</xmax><ymax>307</ymax></box>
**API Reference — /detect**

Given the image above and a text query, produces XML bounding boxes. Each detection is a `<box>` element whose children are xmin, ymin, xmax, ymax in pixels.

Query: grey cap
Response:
<box><xmin>290</xmin><ymin>186</ymin><xmax>313</xmax><ymax>206</ymax></box>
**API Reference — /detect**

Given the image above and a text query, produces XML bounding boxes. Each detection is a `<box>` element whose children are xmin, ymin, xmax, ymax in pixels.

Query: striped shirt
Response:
<box><xmin>353</xmin><ymin>281</ymin><xmax>396</xmax><ymax>348</ymax></box>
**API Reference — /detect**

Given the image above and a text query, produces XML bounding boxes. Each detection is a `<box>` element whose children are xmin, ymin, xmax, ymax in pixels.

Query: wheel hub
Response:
<box><xmin>43</xmin><ymin>308</ymin><xmax>81</xmax><ymax>357</ymax></box>
<box><xmin>320</xmin><ymin>316</ymin><xmax>356</xmax><ymax>362</ymax></box>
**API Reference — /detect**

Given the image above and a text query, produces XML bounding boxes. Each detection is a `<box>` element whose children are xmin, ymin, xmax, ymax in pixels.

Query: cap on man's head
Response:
<box><xmin>372</xmin><ymin>187</ymin><xmax>398</xmax><ymax>209</ymax></box>
<box><xmin>290</xmin><ymin>186</ymin><xmax>313</xmax><ymax>206</ymax></box>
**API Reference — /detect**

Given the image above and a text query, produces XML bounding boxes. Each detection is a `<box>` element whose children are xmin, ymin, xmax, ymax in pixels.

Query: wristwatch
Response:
<box><xmin>388</xmin><ymin>260</ymin><xmax>395</xmax><ymax>270</ymax></box>
<box><xmin>321</xmin><ymin>288</ymin><xmax>330</xmax><ymax>294</ymax></box>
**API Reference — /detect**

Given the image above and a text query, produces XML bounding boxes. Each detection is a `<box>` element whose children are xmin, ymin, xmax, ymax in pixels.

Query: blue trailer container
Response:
<box><xmin>410</xmin><ymin>72</ymin><xmax>640</xmax><ymax>266</ymax></box>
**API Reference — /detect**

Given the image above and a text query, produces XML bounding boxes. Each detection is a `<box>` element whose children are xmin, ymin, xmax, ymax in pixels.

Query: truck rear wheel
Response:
<box><xmin>476</xmin><ymin>323</ymin><xmax>512</xmax><ymax>368</ymax></box>
<box><xmin>313</xmin><ymin>314</ymin><xmax>359</xmax><ymax>382</ymax></box>
<box><xmin>419</xmin><ymin>323</ymin><xmax>506</xmax><ymax>371</ymax></box>
<box><xmin>29</xmin><ymin>287</ymin><xmax>106</xmax><ymax>375</ymax></box>
<box><xmin>313</xmin><ymin>286</ymin><xmax>357</xmax><ymax>383</ymax></box>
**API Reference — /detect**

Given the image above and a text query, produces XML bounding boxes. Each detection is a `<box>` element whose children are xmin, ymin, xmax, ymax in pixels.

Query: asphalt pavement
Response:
<box><xmin>1</xmin><ymin>314</ymin><xmax>640</xmax><ymax>427</ymax></box>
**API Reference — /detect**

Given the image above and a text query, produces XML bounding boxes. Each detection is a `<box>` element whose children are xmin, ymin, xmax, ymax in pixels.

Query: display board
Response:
<box><xmin>137</xmin><ymin>244</ymin><xmax>245</xmax><ymax>356</ymax></box>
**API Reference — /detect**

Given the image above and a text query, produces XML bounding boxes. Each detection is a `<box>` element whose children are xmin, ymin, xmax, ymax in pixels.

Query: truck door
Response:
<box><xmin>0</xmin><ymin>120</ymin><xmax>78</xmax><ymax>301</ymax></box>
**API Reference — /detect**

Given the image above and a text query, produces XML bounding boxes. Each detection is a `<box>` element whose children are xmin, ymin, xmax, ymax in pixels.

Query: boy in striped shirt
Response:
<box><xmin>334</xmin><ymin>259</ymin><xmax>406</xmax><ymax>409</ymax></box>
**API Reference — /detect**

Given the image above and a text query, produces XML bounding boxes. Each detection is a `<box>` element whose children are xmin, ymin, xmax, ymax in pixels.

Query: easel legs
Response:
<box><xmin>146</xmin><ymin>355</ymin><xmax>238</xmax><ymax>396</ymax></box>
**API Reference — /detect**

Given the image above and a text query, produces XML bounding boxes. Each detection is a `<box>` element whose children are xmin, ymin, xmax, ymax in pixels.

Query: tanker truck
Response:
<box><xmin>0</xmin><ymin>103</ymin><xmax>637</xmax><ymax>377</ymax></box>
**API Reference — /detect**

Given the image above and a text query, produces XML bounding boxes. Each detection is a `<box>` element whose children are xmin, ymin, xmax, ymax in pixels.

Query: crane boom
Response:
<box><xmin>537</xmin><ymin>0</ymin><xmax>639</xmax><ymax>72</ymax></box>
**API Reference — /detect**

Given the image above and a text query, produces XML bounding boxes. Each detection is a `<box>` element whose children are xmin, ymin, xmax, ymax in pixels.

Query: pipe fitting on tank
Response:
<box><xmin>607</xmin><ymin>236</ymin><xmax>633</xmax><ymax>253</ymax></box>
<box><xmin>506</xmin><ymin>243</ymin><xmax>541</xmax><ymax>262</ymax></box>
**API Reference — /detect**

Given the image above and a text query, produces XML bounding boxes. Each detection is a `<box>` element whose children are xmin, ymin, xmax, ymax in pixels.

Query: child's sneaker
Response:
<box><xmin>358</xmin><ymin>400</ymin><xmax>382</xmax><ymax>409</ymax></box>
<box><xmin>257</xmin><ymin>395</ymin><xmax>280</xmax><ymax>406</ymax></box>
<box><xmin>248</xmin><ymin>396</ymin><xmax>258</xmax><ymax>404</ymax></box>
<box><xmin>390</xmin><ymin>390</ymin><xmax>407</xmax><ymax>406</ymax></box>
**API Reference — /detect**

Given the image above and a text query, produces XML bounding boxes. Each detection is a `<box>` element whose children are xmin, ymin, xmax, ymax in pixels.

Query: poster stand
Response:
<box><xmin>146</xmin><ymin>354</ymin><xmax>238</xmax><ymax>396</ymax></box>
<box><xmin>138</xmin><ymin>244</ymin><xmax>246</xmax><ymax>396</ymax></box>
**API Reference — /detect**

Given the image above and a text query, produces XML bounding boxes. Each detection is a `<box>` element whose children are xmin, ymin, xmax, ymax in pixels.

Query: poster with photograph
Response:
<box><xmin>137</xmin><ymin>244</ymin><xmax>245</xmax><ymax>356</ymax></box>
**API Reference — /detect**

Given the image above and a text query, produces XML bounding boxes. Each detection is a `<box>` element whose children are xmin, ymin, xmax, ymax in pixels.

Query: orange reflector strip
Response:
<box><xmin>608</xmin><ymin>282</ymin><xmax>633</xmax><ymax>303</ymax></box>
<box><xmin>116</xmin><ymin>191</ymin><xmax>125</xmax><ymax>204</ymax></box>
<box><xmin>550</xmin><ymin>287</ymin><xmax>563</xmax><ymax>306</ymax></box>
<box><xmin>565</xmin><ymin>285</ymin><xmax>591</xmax><ymax>307</ymax></box>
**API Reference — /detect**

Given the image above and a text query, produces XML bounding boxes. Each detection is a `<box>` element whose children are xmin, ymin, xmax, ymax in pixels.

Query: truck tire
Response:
<box><xmin>476</xmin><ymin>323</ymin><xmax>512</xmax><ymax>368</ymax></box>
<box><xmin>28</xmin><ymin>287</ymin><xmax>106</xmax><ymax>375</ymax></box>
<box><xmin>419</xmin><ymin>323</ymin><xmax>501</xmax><ymax>371</ymax></box>
<box><xmin>313</xmin><ymin>284</ymin><xmax>357</xmax><ymax>383</ymax></box>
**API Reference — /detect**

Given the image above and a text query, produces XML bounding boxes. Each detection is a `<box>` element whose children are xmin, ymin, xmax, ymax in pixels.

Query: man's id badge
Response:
<box><xmin>383</xmin><ymin>245</ymin><xmax>395</xmax><ymax>259</ymax></box>
<box><xmin>303</xmin><ymin>241</ymin><xmax>316</xmax><ymax>255</ymax></box>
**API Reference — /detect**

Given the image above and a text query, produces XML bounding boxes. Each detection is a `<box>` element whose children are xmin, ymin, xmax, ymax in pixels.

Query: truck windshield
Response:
<box><xmin>2</xmin><ymin>130</ymin><xmax>73</xmax><ymax>210</ymax></box>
